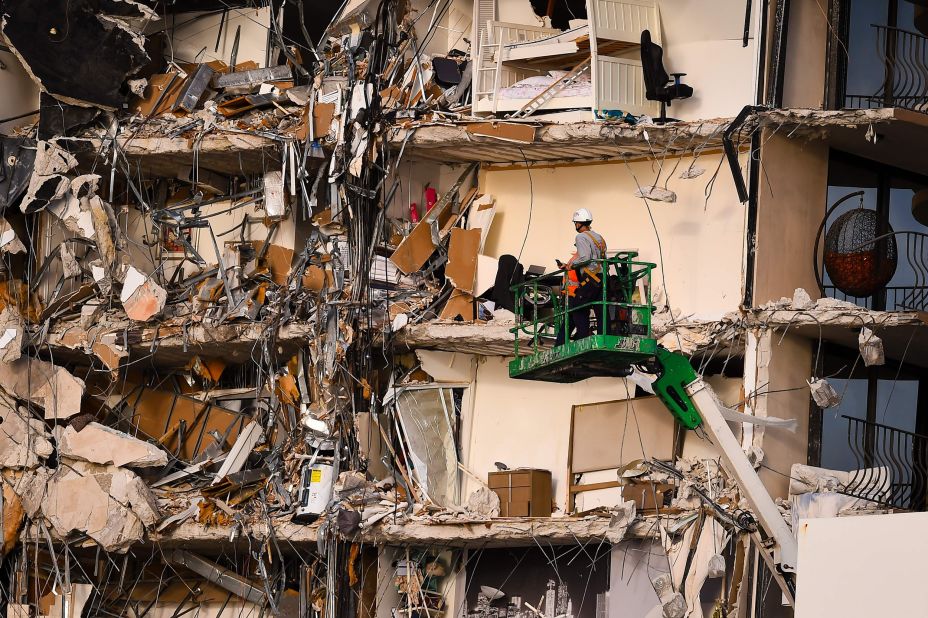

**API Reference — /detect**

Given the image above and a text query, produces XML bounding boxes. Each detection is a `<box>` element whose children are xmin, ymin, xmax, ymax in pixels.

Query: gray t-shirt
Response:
<box><xmin>574</xmin><ymin>230</ymin><xmax>606</xmax><ymax>272</ymax></box>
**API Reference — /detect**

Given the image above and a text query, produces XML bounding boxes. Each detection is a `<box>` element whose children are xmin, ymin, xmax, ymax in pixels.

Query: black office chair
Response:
<box><xmin>640</xmin><ymin>29</ymin><xmax>693</xmax><ymax>124</ymax></box>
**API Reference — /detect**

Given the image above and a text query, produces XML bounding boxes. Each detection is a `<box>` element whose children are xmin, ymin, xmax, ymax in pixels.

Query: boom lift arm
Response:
<box><xmin>651</xmin><ymin>348</ymin><xmax>799</xmax><ymax>575</ymax></box>
<box><xmin>508</xmin><ymin>256</ymin><xmax>797</xmax><ymax>590</ymax></box>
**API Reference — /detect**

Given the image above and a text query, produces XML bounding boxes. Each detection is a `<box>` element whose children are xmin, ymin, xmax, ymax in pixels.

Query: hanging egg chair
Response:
<box><xmin>822</xmin><ymin>203</ymin><xmax>897</xmax><ymax>298</ymax></box>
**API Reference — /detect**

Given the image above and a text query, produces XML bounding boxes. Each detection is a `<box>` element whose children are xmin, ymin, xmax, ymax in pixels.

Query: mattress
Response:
<box><xmin>498</xmin><ymin>71</ymin><xmax>591</xmax><ymax>100</ymax></box>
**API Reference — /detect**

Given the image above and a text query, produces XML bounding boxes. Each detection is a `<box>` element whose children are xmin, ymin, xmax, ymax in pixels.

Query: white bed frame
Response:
<box><xmin>473</xmin><ymin>0</ymin><xmax>661</xmax><ymax>118</ymax></box>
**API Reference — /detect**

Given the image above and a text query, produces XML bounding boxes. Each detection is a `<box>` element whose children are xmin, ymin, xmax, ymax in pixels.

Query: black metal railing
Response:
<box><xmin>845</xmin><ymin>25</ymin><xmax>928</xmax><ymax>110</ymax></box>
<box><xmin>840</xmin><ymin>415</ymin><xmax>928</xmax><ymax>510</ymax></box>
<box><xmin>822</xmin><ymin>285</ymin><xmax>928</xmax><ymax>311</ymax></box>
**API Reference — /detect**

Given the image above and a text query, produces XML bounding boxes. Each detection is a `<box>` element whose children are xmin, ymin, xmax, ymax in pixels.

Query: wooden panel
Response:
<box><xmin>126</xmin><ymin>386</ymin><xmax>245</xmax><ymax>461</ymax></box>
<box><xmin>593</xmin><ymin>0</ymin><xmax>659</xmax><ymax>44</ymax></box>
<box><xmin>570</xmin><ymin>396</ymin><xmax>675</xmax><ymax>473</ymax></box>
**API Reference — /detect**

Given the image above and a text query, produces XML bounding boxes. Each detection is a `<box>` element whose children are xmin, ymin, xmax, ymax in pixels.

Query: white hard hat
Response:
<box><xmin>572</xmin><ymin>208</ymin><xmax>593</xmax><ymax>223</ymax></box>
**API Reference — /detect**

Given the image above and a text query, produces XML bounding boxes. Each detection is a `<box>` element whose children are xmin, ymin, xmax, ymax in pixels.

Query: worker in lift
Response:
<box><xmin>555</xmin><ymin>208</ymin><xmax>607</xmax><ymax>345</ymax></box>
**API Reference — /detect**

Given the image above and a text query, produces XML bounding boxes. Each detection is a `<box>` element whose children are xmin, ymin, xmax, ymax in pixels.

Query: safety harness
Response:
<box><xmin>580</xmin><ymin>231</ymin><xmax>607</xmax><ymax>284</ymax></box>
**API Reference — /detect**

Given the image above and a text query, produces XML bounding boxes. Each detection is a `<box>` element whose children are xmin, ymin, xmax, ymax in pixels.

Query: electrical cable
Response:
<box><xmin>516</xmin><ymin>147</ymin><xmax>534</xmax><ymax>263</ymax></box>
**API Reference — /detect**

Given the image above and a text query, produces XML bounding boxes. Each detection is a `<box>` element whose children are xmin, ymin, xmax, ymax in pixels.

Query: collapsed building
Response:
<box><xmin>0</xmin><ymin>0</ymin><xmax>927</xmax><ymax>617</ymax></box>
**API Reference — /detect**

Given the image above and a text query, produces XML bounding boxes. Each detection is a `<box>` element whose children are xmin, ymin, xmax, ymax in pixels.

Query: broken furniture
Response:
<box><xmin>472</xmin><ymin>0</ymin><xmax>661</xmax><ymax>118</ymax></box>
<box><xmin>640</xmin><ymin>29</ymin><xmax>693</xmax><ymax>124</ymax></box>
<box><xmin>488</xmin><ymin>469</ymin><xmax>553</xmax><ymax>517</ymax></box>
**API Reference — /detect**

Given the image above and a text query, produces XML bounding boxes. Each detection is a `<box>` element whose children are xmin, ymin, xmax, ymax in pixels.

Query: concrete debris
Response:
<box><xmin>2</xmin><ymin>0</ymin><xmax>153</xmax><ymax>110</ymax></box>
<box><xmin>649</xmin><ymin>574</ymin><xmax>685</xmax><ymax>618</ymax></box>
<box><xmin>0</xmin><ymin>219</ymin><xmax>26</xmax><ymax>254</ymax></box>
<box><xmin>0</xmin><ymin>356</ymin><xmax>85</xmax><ymax>420</ymax></box>
<box><xmin>465</xmin><ymin>486</ymin><xmax>501</xmax><ymax>518</ymax></box>
<box><xmin>0</xmin><ymin>400</ymin><xmax>54</xmax><ymax>469</ymax></box>
<box><xmin>40</xmin><ymin>460</ymin><xmax>159</xmax><ymax>552</ymax></box>
<box><xmin>19</xmin><ymin>141</ymin><xmax>77</xmax><ymax>213</ymax></box>
<box><xmin>120</xmin><ymin>267</ymin><xmax>167</xmax><ymax>321</ymax></box>
<box><xmin>56</xmin><ymin>422</ymin><xmax>168</xmax><ymax>468</ymax></box>
<box><xmin>635</xmin><ymin>185</ymin><xmax>677</xmax><ymax>203</ymax></box>
<box><xmin>0</xmin><ymin>308</ymin><xmax>23</xmax><ymax>363</ymax></box>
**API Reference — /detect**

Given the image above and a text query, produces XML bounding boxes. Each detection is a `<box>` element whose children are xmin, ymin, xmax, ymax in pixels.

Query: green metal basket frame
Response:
<box><xmin>508</xmin><ymin>253</ymin><xmax>658</xmax><ymax>382</ymax></box>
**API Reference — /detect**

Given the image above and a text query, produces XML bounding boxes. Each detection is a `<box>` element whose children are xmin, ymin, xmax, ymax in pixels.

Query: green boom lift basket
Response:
<box><xmin>509</xmin><ymin>253</ymin><xmax>659</xmax><ymax>383</ymax></box>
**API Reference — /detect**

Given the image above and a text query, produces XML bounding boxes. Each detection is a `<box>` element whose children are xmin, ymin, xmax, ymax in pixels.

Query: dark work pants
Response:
<box><xmin>556</xmin><ymin>277</ymin><xmax>603</xmax><ymax>345</ymax></box>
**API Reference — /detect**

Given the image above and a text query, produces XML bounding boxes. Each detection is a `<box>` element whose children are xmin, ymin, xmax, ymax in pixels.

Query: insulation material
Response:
<box><xmin>445</xmin><ymin>228</ymin><xmax>481</xmax><ymax>294</ymax></box>
<box><xmin>808</xmin><ymin>377</ymin><xmax>841</xmax><ymax>408</ymax></box>
<box><xmin>263</xmin><ymin>170</ymin><xmax>286</xmax><ymax>218</ymax></box>
<box><xmin>1</xmin><ymin>482</ymin><xmax>25</xmax><ymax>558</ymax></box>
<box><xmin>858</xmin><ymin>327</ymin><xmax>885</xmax><ymax>366</ymax></box>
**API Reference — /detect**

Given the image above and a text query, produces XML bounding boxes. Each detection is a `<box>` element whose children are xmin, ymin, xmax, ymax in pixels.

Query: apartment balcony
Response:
<box><xmin>844</xmin><ymin>25</ymin><xmax>928</xmax><ymax>113</ymax></box>
<box><xmin>841</xmin><ymin>415</ymin><xmax>928</xmax><ymax>512</ymax></box>
<box><xmin>815</xmin><ymin>188</ymin><xmax>928</xmax><ymax>312</ymax></box>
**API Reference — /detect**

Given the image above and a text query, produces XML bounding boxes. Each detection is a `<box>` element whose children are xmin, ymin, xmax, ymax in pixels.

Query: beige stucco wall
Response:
<box><xmin>780</xmin><ymin>0</ymin><xmax>829</xmax><ymax>109</ymax></box>
<box><xmin>463</xmin><ymin>356</ymin><xmax>637</xmax><ymax>512</ymax></box>
<box><xmin>759</xmin><ymin>331</ymin><xmax>812</xmax><ymax>499</ymax></box>
<box><xmin>480</xmin><ymin>153</ymin><xmax>747</xmax><ymax>320</ymax></box>
<box><xmin>753</xmin><ymin>132</ymin><xmax>828</xmax><ymax>306</ymax></box>
<box><xmin>659</xmin><ymin>0</ymin><xmax>762</xmax><ymax>119</ymax></box>
<box><xmin>463</xmin><ymin>356</ymin><xmax>743</xmax><ymax>512</ymax></box>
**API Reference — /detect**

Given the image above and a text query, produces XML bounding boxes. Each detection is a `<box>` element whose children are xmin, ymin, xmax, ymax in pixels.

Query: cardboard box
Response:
<box><xmin>488</xmin><ymin>469</ymin><xmax>553</xmax><ymax>517</ymax></box>
<box><xmin>620</xmin><ymin>482</ymin><xmax>674</xmax><ymax>512</ymax></box>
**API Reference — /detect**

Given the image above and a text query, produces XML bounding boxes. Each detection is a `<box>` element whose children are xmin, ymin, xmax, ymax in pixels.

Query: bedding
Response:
<box><xmin>498</xmin><ymin>70</ymin><xmax>591</xmax><ymax>100</ymax></box>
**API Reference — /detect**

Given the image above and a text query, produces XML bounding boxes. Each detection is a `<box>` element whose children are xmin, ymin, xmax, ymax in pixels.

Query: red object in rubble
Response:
<box><xmin>425</xmin><ymin>187</ymin><xmax>438</xmax><ymax>212</ymax></box>
<box><xmin>409</xmin><ymin>202</ymin><xmax>419</xmax><ymax>223</ymax></box>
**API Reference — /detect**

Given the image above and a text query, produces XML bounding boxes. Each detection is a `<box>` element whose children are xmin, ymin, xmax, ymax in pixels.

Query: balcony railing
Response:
<box><xmin>840</xmin><ymin>415</ymin><xmax>928</xmax><ymax>511</ymax></box>
<box><xmin>822</xmin><ymin>285</ymin><xmax>928</xmax><ymax>311</ymax></box>
<box><xmin>845</xmin><ymin>25</ymin><xmax>928</xmax><ymax>110</ymax></box>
